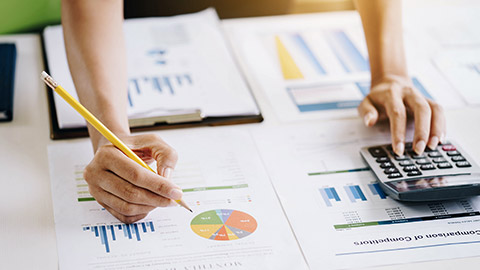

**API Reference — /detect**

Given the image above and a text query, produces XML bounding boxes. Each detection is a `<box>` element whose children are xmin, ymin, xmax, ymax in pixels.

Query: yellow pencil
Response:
<box><xmin>41</xmin><ymin>71</ymin><xmax>192</xmax><ymax>212</ymax></box>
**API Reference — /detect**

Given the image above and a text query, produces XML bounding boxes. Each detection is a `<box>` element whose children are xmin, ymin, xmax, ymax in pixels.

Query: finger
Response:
<box><xmin>404</xmin><ymin>92</ymin><xmax>431</xmax><ymax>155</ymax></box>
<box><xmin>135</xmin><ymin>134</ymin><xmax>178</xmax><ymax>178</ymax></box>
<box><xmin>358</xmin><ymin>97</ymin><xmax>379</xmax><ymax>127</ymax></box>
<box><xmin>95</xmin><ymin>171</ymin><xmax>176</xmax><ymax>207</ymax></box>
<box><xmin>426</xmin><ymin>100</ymin><xmax>446</xmax><ymax>149</ymax></box>
<box><xmin>95</xmin><ymin>146</ymin><xmax>184</xmax><ymax>201</ymax></box>
<box><xmin>385</xmin><ymin>98</ymin><xmax>407</xmax><ymax>156</ymax></box>
<box><xmin>89</xmin><ymin>186</ymin><xmax>156</xmax><ymax>217</ymax></box>
<box><xmin>99</xmin><ymin>202</ymin><xmax>148</xmax><ymax>224</ymax></box>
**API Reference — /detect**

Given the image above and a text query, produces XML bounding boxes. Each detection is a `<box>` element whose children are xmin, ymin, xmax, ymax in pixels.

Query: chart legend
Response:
<box><xmin>191</xmin><ymin>209</ymin><xmax>257</xmax><ymax>240</ymax></box>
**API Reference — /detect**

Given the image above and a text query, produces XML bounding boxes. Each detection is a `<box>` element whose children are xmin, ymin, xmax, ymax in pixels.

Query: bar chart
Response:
<box><xmin>274</xmin><ymin>29</ymin><xmax>369</xmax><ymax>80</ymax></box>
<box><xmin>368</xmin><ymin>183</ymin><xmax>387</xmax><ymax>200</ymax></box>
<box><xmin>324</xmin><ymin>30</ymin><xmax>369</xmax><ymax>73</ymax></box>
<box><xmin>344</xmin><ymin>185</ymin><xmax>367</xmax><ymax>203</ymax></box>
<box><xmin>127</xmin><ymin>74</ymin><xmax>193</xmax><ymax>107</ymax></box>
<box><xmin>319</xmin><ymin>187</ymin><xmax>341</xmax><ymax>207</ymax></box>
<box><xmin>83</xmin><ymin>221</ymin><xmax>155</xmax><ymax>253</ymax></box>
<box><xmin>318</xmin><ymin>182</ymin><xmax>390</xmax><ymax>207</ymax></box>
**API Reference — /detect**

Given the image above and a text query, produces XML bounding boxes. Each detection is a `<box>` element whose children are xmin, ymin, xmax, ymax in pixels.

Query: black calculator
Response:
<box><xmin>360</xmin><ymin>141</ymin><xmax>480</xmax><ymax>201</ymax></box>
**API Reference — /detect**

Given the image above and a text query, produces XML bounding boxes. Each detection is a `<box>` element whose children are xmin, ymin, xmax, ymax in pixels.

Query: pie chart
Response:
<box><xmin>191</xmin><ymin>209</ymin><xmax>257</xmax><ymax>241</ymax></box>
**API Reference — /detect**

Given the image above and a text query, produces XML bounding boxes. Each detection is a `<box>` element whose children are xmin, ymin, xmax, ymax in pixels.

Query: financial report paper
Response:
<box><xmin>47</xmin><ymin>129</ymin><xmax>307</xmax><ymax>270</ymax></box>
<box><xmin>254</xmin><ymin>120</ymin><xmax>480</xmax><ymax>269</ymax></box>
<box><xmin>223</xmin><ymin>11</ymin><xmax>464</xmax><ymax>123</ymax></box>
<box><xmin>43</xmin><ymin>9</ymin><xmax>259</xmax><ymax>129</ymax></box>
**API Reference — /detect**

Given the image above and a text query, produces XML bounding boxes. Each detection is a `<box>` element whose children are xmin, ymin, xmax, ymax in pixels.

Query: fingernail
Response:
<box><xmin>364</xmin><ymin>113</ymin><xmax>373</xmax><ymax>126</ymax></box>
<box><xmin>439</xmin><ymin>134</ymin><xmax>446</xmax><ymax>144</ymax></box>
<box><xmin>395</xmin><ymin>142</ymin><xmax>404</xmax><ymax>156</ymax></box>
<box><xmin>169</xmin><ymin>188</ymin><xmax>183</xmax><ymax>201</ymax></box>
<box><xmin>415</xmin><ymin>140</ymin><xmax>426</xmax><ymax>155</ymax></box>
<box><xmin>163</xmin><ymin>167</ymin><xmax>172</xmax><ymax>179</ymax></box>
<box><xmin>428</xmin><ymin>136</ymin><xmax>439</xmax><ymax>150</ymax></box>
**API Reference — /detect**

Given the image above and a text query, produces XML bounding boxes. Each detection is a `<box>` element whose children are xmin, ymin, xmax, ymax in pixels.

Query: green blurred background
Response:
<box><xmin>0</xmin><ymin>0</ymin><xmax>61</xmax><ymax>34</ymax></box>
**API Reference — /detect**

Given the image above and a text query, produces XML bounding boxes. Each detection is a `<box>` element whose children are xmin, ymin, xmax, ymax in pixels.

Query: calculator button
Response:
<box><xmin>420</xmin><ymin>164</ymin><xmax>436</xmax><ymax>170</ymax></box>
<box><xmin>403</xmin><ymin>165</ymin><xmax>418</xmax><ymax>172</ymax></box>
<box><xmin>456</xmin><ymin>161</ymin><xmax>472</xmax><ymax>168</ymax></box>
<box><xmin>437</xmin><ymin>162</ymin><xmax>453</xmax><ymax>169</ymax></box>
<box><xmin>399</xmin><ymin>160</ymin><xmax>414</xmax><ymax>166</ymax></box>
<box><xmin>388</xmin><ymin>173</ymin><xmax>402</xmax><ymax>179</ymax></box>
<box><xmin>432</xmin><ymin>157</ymin><xmax>447</xmax><ymax>163</ymax></box>
<box><xmin>384</xmin><ymin>168</ymin><xmax>399</xmax><ymax>174</ymax></box>
<box><xmin>415</xmin><ymin>159</ymin><xmax>431</xmax><ymax>165</ymax></box>
<box><xmin>376</xmin><ymin>157</ymin><xmax>390</xmax><ymax>163</ymax></box>
<box><xmin>451</xmin><ymin>156</ymin><xmax>466</xmax><ymax>162</ymax></box>
<box><xmin>394</xmin><ymin>155</ymin><xmax>410</xmax><ymax>161</ymax></box>
<box><xmin>380</xmin><ymin>162</ymin><xmax>394</xmax><ymax>168</ymax></box>
<box><xmin>442</xmin><ymin>145</ymin><xmax>456</xmax><ymax>151</ymax></box>
<box><xmin>407</xmin><ymin>171</ymin><xmax>422</xmax><ymax>177</ymax></box>
<box><xmin>428</xmin><ymin>151</ymin><xmax>443</xmax><ymax>158</ymax></box>
<box><xmin>369</xmin><ymin>147</ymin><xmax>387</xmax><ymax>157</ymax></box>
<box><xmin>405</xmin><ymin>142</ymin><xmax>413</xmax><ymax>149</ymax></box>
<box><xmin>447</xmin><ymin>150</ymin><xmax>461</xmax><ymax>156</ymax></box>
<box><xmin>410</xmin><ymin>153</ymin><xmax>426</xmax><ymax>159</ymax></box>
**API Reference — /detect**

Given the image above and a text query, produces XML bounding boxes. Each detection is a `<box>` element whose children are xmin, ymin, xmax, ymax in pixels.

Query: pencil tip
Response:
<box><xmin>189</xmin><ymin>209</ymin><xmax>193</xmax><ymax>213</ymax></box>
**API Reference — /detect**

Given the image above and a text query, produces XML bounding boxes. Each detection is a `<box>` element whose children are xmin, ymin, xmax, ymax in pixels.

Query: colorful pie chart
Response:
<box><xmin>191</xmin><ymin>209</ymin><xmax>257</xmax><ymax>241</ymax></box>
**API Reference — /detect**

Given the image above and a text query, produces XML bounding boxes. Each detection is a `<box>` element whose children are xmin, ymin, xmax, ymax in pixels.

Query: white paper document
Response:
<box><xmin>434</xmin><ymin>49</ymin><xmax>480</xmax><ymax>105</ymax></box>
<box><xmin>223</xmin><ymin>12</ymin><xmax>464</xmax><ymax>123</ymax></box>
<box><xmin>43</xmin><ymin>9</ymin><xmax>259</xmax><ymax>129</ymax></box>
<box><xmin>253</xmin><ymin>120</ymin><xmax>480</xmax><ymax>269</ymax></box>
<box><xmin>48</xmin><ymin>129</ymin><xmax>307</xmax><ymax>270</ymax></box>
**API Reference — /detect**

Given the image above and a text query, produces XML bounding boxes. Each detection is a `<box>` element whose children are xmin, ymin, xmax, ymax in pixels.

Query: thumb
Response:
<box><xmin>358</xmin><ymin>97</ymin><xmax>379</xmax><ymax>127</ymax></box>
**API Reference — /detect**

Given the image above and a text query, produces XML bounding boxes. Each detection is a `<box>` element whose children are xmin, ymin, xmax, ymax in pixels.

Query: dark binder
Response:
<box><xmin>0</xmin><ymin>43</ymin><xmax>17</xmax><ymax>122</ymax></box>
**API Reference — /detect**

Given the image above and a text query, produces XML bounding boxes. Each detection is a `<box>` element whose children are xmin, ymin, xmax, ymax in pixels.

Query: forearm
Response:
<box><xmin>62</xmin><ymin>0</ymin><xmax>129</xmax><ymax>150</ymax></box>
<box><xmin>354</xmin><ymin>0</ymin><xmax>408</xmax><ymax>85</ymax></box>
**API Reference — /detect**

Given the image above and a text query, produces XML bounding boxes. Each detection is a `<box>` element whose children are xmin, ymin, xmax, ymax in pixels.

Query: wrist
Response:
<box><xmin>89</xmin><ymin>125</ymin><xmax>130</xmax><ymax>152</ymax></box>
<box><xmin>370</xmin><ymin>74</ymin><xmax>411</xmax><ymax>90</ymax></box>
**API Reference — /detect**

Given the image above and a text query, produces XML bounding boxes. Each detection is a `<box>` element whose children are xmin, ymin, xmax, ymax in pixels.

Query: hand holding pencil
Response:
<box><xmin>42</xmin><ymin>72</ymin><xmax>191</xmax><ymax>223</ymax></box>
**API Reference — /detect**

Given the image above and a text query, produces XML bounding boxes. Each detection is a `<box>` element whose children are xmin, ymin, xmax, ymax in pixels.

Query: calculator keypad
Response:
<box><xmin>361</xmin><ymin>141</ymin><xmax>480</xmax><ymax>183</ymax></box>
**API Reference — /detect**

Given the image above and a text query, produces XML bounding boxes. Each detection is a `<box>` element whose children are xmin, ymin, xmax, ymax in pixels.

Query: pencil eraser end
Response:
<box><xmin>41</xmin><ymin>71</ymin><xmax>48</xmax><ymax>81</ymax></box>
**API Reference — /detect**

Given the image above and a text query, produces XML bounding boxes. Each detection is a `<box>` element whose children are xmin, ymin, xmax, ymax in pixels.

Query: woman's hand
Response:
<box><xmin>83</xmin><ymin>134</ymin><xmax>181</xmax><ymax>224</ymax></box>
<box><xmin>358</xmin><ymin>76</ymin><xmax>446</xmax><ymax>156</ymax></box>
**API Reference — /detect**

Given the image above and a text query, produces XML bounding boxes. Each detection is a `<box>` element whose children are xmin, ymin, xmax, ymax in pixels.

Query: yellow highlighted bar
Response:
<box><xmin>275</xmin><ymin>36</ymin><xmax>304</xmax><ymax>80</ymax></box>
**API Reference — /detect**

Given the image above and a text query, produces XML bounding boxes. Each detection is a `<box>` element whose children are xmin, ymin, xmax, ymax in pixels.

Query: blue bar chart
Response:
<box><xmin>291</xmin><ymin>34</ymin><xmax>326</xmax><ymax>75</ymax></box>
<box><xmin>319</xmin><ymin>187</ymin><xmax>341</xmax><ymax>207</ymax></box>
<box><xmin>368</xmin><ymin>183</ymin><xmax>387</xmax><ymax>199</ymax></box>
<box><xmin>344</xmin><ymin>185</ymin><xmax>367</xmax><ymax>203</ymax></box>
<box><xmin>127</xmin><ymin>74</ymin><xmax>193</xmax><ymax>107</ymax></box>
<box><xmin>325</xmin><ymin>30</ymin><xmax>369</xmax><ymax>73</ymax></box>
<box><xmin>83</xmin><ymin>221</ymin><xmax>155</xmax><ymax>253</ymax></box>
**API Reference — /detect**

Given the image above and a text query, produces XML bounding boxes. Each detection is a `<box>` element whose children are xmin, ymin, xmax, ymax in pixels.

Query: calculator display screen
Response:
<box><xmin>385</xmin><ymin>174</ymin><xmax>480</xmax><ymax>192</ymax></box>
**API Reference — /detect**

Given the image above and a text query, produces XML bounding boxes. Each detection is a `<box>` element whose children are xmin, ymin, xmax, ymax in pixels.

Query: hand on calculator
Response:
<box><xmin>358</xmin><ymin>76</ymin><xmax>445</xmax><ymax>156</ymax></box>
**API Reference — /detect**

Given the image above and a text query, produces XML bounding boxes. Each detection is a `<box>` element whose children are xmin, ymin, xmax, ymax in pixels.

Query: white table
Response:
<box><xmin>1</xmin><ymin>31</ymin><xmax>480</xmax><ymax>269</ymax></box>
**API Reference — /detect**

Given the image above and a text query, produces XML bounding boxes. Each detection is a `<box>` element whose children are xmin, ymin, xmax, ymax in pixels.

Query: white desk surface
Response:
<box><xmin>1</xmin><ymin>29</ymin><xmax>480</xmax><ymax>270</ymax></box>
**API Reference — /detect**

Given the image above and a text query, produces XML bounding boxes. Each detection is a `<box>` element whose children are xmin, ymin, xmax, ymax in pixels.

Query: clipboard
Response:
<box><xmin>41</xmin><ymin>10</ymin><xmax>263</xmax><ymax>140</ymax></box>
